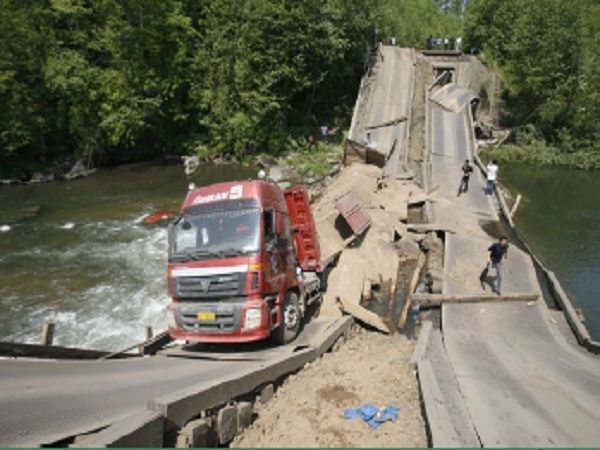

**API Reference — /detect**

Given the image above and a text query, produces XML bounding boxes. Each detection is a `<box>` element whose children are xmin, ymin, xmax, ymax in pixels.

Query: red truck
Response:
<box><xmin>166</xmin><ymin>180</ymin><xmax>324</xmax><ymax>344</ymax></box>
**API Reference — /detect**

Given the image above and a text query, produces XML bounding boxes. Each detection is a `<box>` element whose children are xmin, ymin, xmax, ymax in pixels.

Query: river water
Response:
<box><xmin>500</xmin><ymin>165</ymin><xmax>600</xmax><ymax>341</ymax></box>
<box><xmin>0</xmin><ymin>163</ymin><xmax>256</xmax><ymax>351</ymax></box>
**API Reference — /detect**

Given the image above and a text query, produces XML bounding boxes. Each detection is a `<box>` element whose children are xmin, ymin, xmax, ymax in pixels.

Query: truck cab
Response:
<box><xmin>166</xmin><ymin>180</ymin><xmax>322</xmax><ymax>344</ymax></box>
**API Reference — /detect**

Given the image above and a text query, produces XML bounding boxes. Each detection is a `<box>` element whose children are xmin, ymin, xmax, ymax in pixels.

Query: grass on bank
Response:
<box><xmin>483</xmin><ymin>131</ymin><xmax>600</xmax><ymax>171</ymax></box>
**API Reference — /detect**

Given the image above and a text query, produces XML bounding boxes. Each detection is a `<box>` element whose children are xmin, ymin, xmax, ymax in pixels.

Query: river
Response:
<box><xmin>500</xmin><ymin>165</ymin><xmax>600</xmax><ymax>341</ymax></box>
<box><xmin>0</xmin><ymin>163</ymin><xmax>256</xmax><ymax>351</ymax></box>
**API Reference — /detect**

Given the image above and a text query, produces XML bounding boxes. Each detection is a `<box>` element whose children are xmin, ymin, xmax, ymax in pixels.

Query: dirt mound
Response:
<box><xmin>232</xmin><ymin>328</ymin><xmax>427</xmax><ymax>448</ymax></box>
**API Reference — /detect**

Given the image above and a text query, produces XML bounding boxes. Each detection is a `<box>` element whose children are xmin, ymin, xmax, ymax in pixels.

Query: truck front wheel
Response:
<box><xmin>272</xmin><ymin>291</ymin><xmax>301</xmax><ymax>345</ymax></box>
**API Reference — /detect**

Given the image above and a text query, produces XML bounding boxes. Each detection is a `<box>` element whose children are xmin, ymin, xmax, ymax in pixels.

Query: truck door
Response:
<box><xmin>263</xmin><ymin>210</ymin><xmax>284</xmax><ymax>295</ymax></box>
<box><xmin>263</xmin><ymin>210</ymin><xmax>294</xmax><ymax>292</ymax></box>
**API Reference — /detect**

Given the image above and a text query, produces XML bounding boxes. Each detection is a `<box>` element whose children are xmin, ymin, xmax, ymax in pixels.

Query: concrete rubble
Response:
<box><xmin>311</xmin><ymin>162</ymin><xmax>424</xmax><ymax>333</ymax></box>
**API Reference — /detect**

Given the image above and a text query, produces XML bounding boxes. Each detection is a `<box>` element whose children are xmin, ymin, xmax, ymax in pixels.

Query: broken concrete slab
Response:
<box><xmin>259</xmin><ymin>384</ymin><xmax>274</xmax><ymax>404</ymax></box>
<box><xmin>338</xmin><ymin>297</ymin><xmax>392</xmax><ymax>334</ymax></box>
<box><xmin>175</xmin><ymin>418</ymin><xmax>213</xmax><ymax>448</ymax></box>
<box><xmin>417</xmin><ymin>360</ymin><xmax>461</xmax><ymax>448</ymax></box>
<box><xmin>236</xmin><ymin>402</ymin><xmax>253</xmax><ymax>431</ymax></box>
<box><xmin>407</xmin><ymin>223</ymin><xmax>455</xmax><ymax>234</ymax></box>
<box><xmin>216</xmin><ymin>405</ymin><xmax>238</xmax><ymax>445</ymax></box>
<box><xmin>409</xmin><ymin>321</ymin><xmax>433</xmax><ymax>369</ymax></box>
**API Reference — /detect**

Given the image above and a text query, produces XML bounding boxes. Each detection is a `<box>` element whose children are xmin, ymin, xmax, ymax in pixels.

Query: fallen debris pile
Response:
<box><xmin>312</xmin><ymin>162</ymin><xmax>425</xmax><ymax>333</ymax></box>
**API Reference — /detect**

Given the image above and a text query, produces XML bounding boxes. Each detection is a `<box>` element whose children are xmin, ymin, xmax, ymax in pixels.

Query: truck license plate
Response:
<box><xmin>197</xmin><ymin>312</ymin><xmax>216</xmax><ymax>321</ymax></box>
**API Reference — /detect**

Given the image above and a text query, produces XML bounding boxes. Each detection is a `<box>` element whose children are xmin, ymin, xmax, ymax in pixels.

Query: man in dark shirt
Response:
<box><xmin>458</xmin><ymin>159</ymin><xmax>474</xmax><ymax>196</ymax></box>
<box><xmin>480</xmin><ymin>236</ymin><xmax>509</xmax><ymax>294</ymax></box>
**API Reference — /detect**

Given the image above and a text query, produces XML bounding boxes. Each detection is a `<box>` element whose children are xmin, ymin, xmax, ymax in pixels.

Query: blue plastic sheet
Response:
<box><xmin>343</xmin><ymin>404</ymin><xmax>400</xmax><ymax>429</ymax></box>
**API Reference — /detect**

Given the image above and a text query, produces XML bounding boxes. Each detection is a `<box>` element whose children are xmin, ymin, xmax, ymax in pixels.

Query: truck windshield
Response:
<box><xmin>169</xmin><ymin>208</ymin><xmax>261</xmax><ymax>261</ymax></box>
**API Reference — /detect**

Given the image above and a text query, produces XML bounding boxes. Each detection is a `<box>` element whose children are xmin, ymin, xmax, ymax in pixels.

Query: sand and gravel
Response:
<box><xmin>232</xmin><ymin>328</ymin><xmax>427</xmax><ymax>448</ymax></box>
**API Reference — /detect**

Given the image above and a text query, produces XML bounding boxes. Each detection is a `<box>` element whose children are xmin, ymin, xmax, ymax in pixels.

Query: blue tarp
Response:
<box><xmin>343</xmin><ymin>403</ymin><xmax>400</xmax><ymax>429</ymax></box>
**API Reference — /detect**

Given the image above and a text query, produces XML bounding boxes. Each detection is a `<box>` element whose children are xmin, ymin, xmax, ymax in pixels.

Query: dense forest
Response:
<box><xmin>0</xmin><ymin>0</ymin><xmax>460</xmax><ymax>171</ymax></box>
<box><xmin>0</xmin><ymin>0</ymin><xmax>597</xmax><ymax>171</ymax></box>
<box><xmin>465</xmin><ymin>0</ymin><xmax>599</xmax><ymax>168</ymax></box>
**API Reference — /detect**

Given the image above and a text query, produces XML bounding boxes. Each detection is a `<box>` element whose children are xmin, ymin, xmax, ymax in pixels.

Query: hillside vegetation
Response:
<box><xmin>465</xmin><ymin>0</ymin><xmax>599</xmax><ymax>169</ymax></box>
<box><xmin>0</xmin><ymin>0</ymin><xmax>459</xmax><ymax>170</ymax></box>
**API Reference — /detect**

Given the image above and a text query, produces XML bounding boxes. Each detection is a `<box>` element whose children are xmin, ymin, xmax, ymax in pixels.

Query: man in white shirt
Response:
<box><xmin>320</xmin><ymin>126</ymin><xmax>328</xmax><ymax>142</ymax></box>
<box><xmin>391</xmin><ymin>36</ymin><xmax>396</xmax><ymax>46</ymax></box>
<box><xmin>485</xmin><ymin>160</ymin><xmax>499</xmax><ymax>195</ymax></box>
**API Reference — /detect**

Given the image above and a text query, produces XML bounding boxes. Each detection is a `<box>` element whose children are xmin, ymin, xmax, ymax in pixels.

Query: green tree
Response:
<box><xmin>465</xmin><ymin>0</ymin><xmax>598</xmax><ymax>156</ymax></box>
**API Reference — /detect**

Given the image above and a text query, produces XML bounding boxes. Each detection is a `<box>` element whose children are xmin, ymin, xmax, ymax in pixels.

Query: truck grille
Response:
<box><xmin>176</xmin><ymin>303</ymin><xmax>242</xmax><ymax>333</ymax></box>
<box><xmin>175</xmin><ymin>273</ymin><xmax>246</xmax><ymax>301</ymax></box>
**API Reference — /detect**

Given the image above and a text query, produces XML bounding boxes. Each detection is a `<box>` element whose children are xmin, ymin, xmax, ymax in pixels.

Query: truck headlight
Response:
<box><xmin>167</xmin><ymin>308</ymin><xmax>178</xmax><ymax>329</ymax></box>
<box><xmin>244</xmin><ymin>308</ymin><xmax>262</xmax><ymax>330</ymax></box>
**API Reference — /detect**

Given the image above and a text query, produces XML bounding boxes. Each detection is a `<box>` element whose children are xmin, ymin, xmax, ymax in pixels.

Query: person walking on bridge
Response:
<box><xmin>485</xmin><ymin>160</ymin><xmax>499</xmax><ymax>195</ymax></box>
<box><xmin>458</xmin><ymin>159</ymin><xmax>474</xmax><ymax>196</ymax></box>
<box><xmin>480</xmin><ymin>236</ymin><xmax>509</xmax><ymax>294</ymax></box>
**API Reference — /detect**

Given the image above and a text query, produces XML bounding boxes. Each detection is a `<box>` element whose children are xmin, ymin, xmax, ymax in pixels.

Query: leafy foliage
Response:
<box><xmin>0</xmin><ymin>0</ymin><xmax>461</xmax><ymax>164</ymax></box>
<box><xmin>465</xmin><ymin>0</ymin><xmax>599</xmax><ymax>160</ymax></box>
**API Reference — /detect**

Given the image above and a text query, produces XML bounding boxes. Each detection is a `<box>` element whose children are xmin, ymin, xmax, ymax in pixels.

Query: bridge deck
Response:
<box><xmin>0</xmin><ymin>318</ymin><xmax>345</xmax><ymax>447</ymax></box>
<box><xmin>427</xmin><ymin>81</ymin><xmax>600</xmax><ymax>446</ymax></box>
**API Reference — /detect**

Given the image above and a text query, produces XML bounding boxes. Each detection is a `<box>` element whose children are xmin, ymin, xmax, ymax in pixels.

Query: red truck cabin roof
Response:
<box><xmin>182</xmin><ymin>180</ymin><xmax>287</xmax><ymax>212</ymax></box>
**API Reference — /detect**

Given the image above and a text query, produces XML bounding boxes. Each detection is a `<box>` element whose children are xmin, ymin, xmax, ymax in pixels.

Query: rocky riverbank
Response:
<box><xmin>183</xmin><ymin>143</ymin><xmax>345</xmax><ymax>198</ymax></box>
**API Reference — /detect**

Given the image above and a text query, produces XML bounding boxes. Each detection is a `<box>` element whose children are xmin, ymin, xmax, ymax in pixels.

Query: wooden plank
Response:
<box><xmin>412</xmin><ymin>293</ymin><xmax>539</xmax><ymax>308</ymax></box>
<box><xmin>366</xmin><ymin>116</ymin><xmax>407</xmax><ymax>130</ymax></box>
<box><xmin>40</xmin><ymin>323</ymin><xmax>55</xmax><ymax>346</ymax></box>
<box><xmin>398</xmin><ymin>253</ymin><xmax>425</xmax><ymax>329</ymax></box>
<box><xmin>141</xmin><ymin>330</ymin><xmax>172</xmax><ymax>356</ymax></box>
<box><xmin>101</xmin><ymin>330</ymin><xmax>172</xmax><ymax>360</ymax></box>
<box><xmin>0</xmin><ymin>341</ymin><xmax>130</xmax><ymax>360</ymax></box>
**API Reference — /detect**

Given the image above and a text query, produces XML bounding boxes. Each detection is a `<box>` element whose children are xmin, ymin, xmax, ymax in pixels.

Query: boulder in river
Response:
<box><xmin>30</xmin><ymin>172</ymin><xmax>55</xmax><ymax>183</ymax></box>
<box><xmin>182</xmin><ymin>156</ymin><xmax>200</xmax><ymax>175</ymax></box>
<box><xmin>65</xmin><ymin>159</ymin><xmax>96</xmax><ymax>180</ymax></box>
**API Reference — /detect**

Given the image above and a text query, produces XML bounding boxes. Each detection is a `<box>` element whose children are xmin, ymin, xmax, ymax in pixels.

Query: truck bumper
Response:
<box><xmin>168</xmin><ymin>299</ymin><xmax>272</xmax><ymax>343</ymax></box>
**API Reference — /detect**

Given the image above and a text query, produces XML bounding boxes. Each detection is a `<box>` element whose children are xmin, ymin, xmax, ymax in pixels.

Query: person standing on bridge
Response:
<box><xmin>391</xmin><ymin>36</ymin><xmax>396</xmax><ymax>46</ymax></box>
<box><xmin>480</xmin><ymin>236</ymin><xmax>510</xmax><ymax>294</ymax></box>
<box><xmin>485</xmin><ymin>160</ymin><xmax>499</xmax><ymax>195</ymax></box>
<box><xmin>458</xmin><ymin>159</ymin><xmax>474</xmax><ymax>196</ymax></box>
<box><xmin>364</xmin><ymin>132</ymin><xmax>372</xmax><ymax>148</ymax></box>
